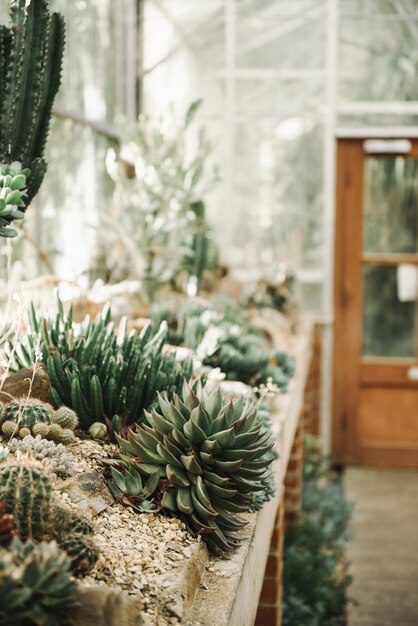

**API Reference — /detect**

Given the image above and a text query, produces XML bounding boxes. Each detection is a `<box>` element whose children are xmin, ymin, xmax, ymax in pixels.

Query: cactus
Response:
<box><xmin>52</xmin><ymin>506</ymin><xmax>98</xmax><ymax>575</ymax></box>
<box><xmin>0</xmin><ymin>537</ymin><xmax>76</xmax><ymax>626</ymax></box>
<box><xmin>1</xmin><ymin>420</ymin><xmax>16</xmax><ymax>438</ymax></box>
<box><xmin>7</xmin><ymin>436</ymin><xmax>77</xmax><ymax>477</ymax></box>
<box><xmin>32</xmin><ymin>422</ymin><xmax>50</xmax><ymax>438</ymax></box>
<box><xmin>56</xmin><ymin>428</ymin><xmax>76</xmax><ymax>445</ymax></box>
<box><xmin>0</xmin><ymin>398</ymin><xmax>52</xmax><ymax>430</ymax></box>
<box><xmin>6</xmin><ymin>298</ymin><xmax>194</xmax><ymax>430</ymax></box>
<box><xmin>88</xmin><ymin>421</ymin><xmax>107</xmax><ymax>440</ymax></box>
<box><xmin>0</xmin><ymin>460</ymin><xmax>53</xmax><ymax>540</ymax></box>
<box><xmin>0</xmin><ymin>0</ymin><xmax>65</xmax><ymax>213</ymax></box>
<box><xmin>117</xmin><ymin>381</ymin><xmax>276</xmax><ymax>556</ymax></box>
<box><xmin>0</xmin><ymin>500</ymin><xmax>14</xmax><ymax>546</ymax></box>
<box><xmin>59</xmin><ymin>534</ymin><xmax>98</xmax><ymax>576</ymax></box>
<box><xmin>0</xmin><ymin>398</ymin><xmax>78</xmax><ymax>444</ymax></box>
<box><xmin>53</xmin><ymin>406</ymin><xmax>78</xmax><ymax>430</ymax></box>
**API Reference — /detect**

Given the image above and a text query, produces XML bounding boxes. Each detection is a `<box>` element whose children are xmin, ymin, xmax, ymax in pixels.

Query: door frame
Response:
<box><xmin>332</xmin><ymin>137</ymin><xmax>418</xmax><ymax>466</ymax></box>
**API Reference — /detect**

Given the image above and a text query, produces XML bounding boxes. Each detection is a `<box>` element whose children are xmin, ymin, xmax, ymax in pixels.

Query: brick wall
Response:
<box><xmin>254</xmin><ymin>500</ymin><xmax>285</xmax><ymax>626</ymax></box>
<box><xmin>254</xmin><ymin>324</ymin><xmax>322</xmax><ymax>625</ymax></box>
<box><xmin>302</xmin><ymin>324</ymin><xmax>323</xmax><ymax>437</ymax></box>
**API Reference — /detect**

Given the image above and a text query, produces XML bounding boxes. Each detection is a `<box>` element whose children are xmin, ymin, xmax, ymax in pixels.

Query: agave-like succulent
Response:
<box><xmin>117</xmin><ymin>381</ymin><xmax>276</xmax><ymax>555</ymax></box>
<box><xmin>109</xmin><ymin>463</ymin><xmax>160</xmax><ymax>513</ymax></box>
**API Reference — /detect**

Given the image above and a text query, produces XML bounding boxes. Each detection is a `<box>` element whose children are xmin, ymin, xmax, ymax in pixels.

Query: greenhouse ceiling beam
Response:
<box><xmin>235</xmin><ymin>3</ymin><xmax>324</xmax><ymax>58</ymax></box>
<box><xmin>337</xmin><ymin>126</ymin><xmax>418</xmax><ymax>139</ymax></box>
<box><xmin>338</xmin><ymin>101</ymin><xmax>418</xmax><ymax>115</ymax></box>
<box><xmin>214</xmin><ymin>68</ymin><xmax>325</xmax><ymax>80</ymax></box>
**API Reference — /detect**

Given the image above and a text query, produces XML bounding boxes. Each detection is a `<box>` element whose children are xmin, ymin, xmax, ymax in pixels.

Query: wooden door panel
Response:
<box><xmin>333</xmin><ymin>138</ymin><xmax>418</xmax><ymax>467</ymax></box>
<box><xmin>358</xmin><ymin>387</ymin><xmax>418</xmax><ymax>444</ymax></box>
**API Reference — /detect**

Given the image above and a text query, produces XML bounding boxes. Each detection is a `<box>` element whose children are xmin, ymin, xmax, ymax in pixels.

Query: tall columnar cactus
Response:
<box><xmin>0</xmin><ymin>0</ymin><xmax>65</xmax><ymax>236</ymax></box>
<box><xmin>0</xmin><ymin>537</ymin><xmax>77</xmax><ymax>626</ymax></box>
<box><xmin>0</xmin><ymin>460</ymin><xmax>53</xmax><ymax>540</ymax></box>
<box><xmin>117</xmin><ymin>381</ymin><xmax>277</xmax><ymax>555</ymax></box>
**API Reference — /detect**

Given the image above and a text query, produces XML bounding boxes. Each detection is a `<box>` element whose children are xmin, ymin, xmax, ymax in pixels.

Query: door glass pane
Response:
<box><xmin>364</xmin><ymin>157</ymin><xmax>418</xmax><ymax>254</ymax></box>
<box><xmin>363</xmin><ymin>265</ymin><xmax>416</xmax><ymax>358</ymax></box>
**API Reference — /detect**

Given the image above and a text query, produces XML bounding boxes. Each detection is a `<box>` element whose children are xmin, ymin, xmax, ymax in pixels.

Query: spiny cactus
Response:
<box><xmin>0</xmin><ymin>0</ymin><xmax>65</xmax><ymax>213</ymax></box>
<box><xmin>0</xmin><ymin>500</ymin><xmax>14</xmax><ymax>546</ymax></box>
<box><xmin>59</xmin><ymin>534</ymin><xmax>98</xmax><ymax>576</ymax></box>
<box><xmin>117</xmin><ymin>381</ymin><xmax>276</xmax><ymax>555</ymax></box>
<box><xmin>1</xmin><ymin>398</ymin><xmax>52</xmax><ymax>430</ymax></box>
<box><xmin>52</xmin><ymin>506</ymin><xmax>98</xmax><ymax>576</ymax></box>
<box><xmin>7</xmin><ymin>435</ymin><xmax>77</xmax><ymax>477</ymax></box>
<box><xmin>0</xmin><ymin>537</ymin><xmax>76</xmax><ymax>626</ymax></box>
<box><xmin>0</xmin><ymin>459</ymin><xmax>53</xmax><ymax>540</ymax></box>
<box><xmin>53</xmin><ymin>406</ymin><xmax>78</xmax><ymax>430</ymax></box>
<box><xmin>0</xmin><ymin>398</ymin><xmax>77</xmax><ymax>444</ymax></box>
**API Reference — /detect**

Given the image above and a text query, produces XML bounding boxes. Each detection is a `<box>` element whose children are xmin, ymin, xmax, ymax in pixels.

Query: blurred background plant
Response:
<box><xmin>89</xmin><ymin>100</ymin><xmax>220</xmax><ymax>303</ymax></box>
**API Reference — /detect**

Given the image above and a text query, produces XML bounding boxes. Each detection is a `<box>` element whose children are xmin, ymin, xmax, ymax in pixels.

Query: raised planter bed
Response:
<box><xmin>1</xmin><ymin>316</ymin><xmax>314</xmax><ymax>626</ymax></box>
<box><xmin>67</xmin><ymin>317</ymin><xmax>314</xmax><ymax>626</ymax></box>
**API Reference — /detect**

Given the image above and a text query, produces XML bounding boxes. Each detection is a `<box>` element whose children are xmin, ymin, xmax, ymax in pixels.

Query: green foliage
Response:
<box><xmin>180</xmin><ymin>199</ymin><xmax>219</xmax><ymax>290</ymax></box>
<box><xmin>0</xmin><ymin>537</ymin><xmax>76</xmax><ymax>626</ymax></box>
<box><xmin>96</xmin><ymin>99</ymin><xmax>219</xmax><ymax>299</ymax></box>
<box><xmin>6</xmin><ymin>298</ymin><xmax>193</xmax><ymax>430</ymax></box>
<box><xmin>0</xmin><ymin>0</ymin><xmax>65</xmax><ymax>213</ymax></box>
<box><xmin>0</xmin><ymin>461</ymin><xmax>53</xmax><ymax>541</ymax></box>
<box><xmin>282</xmin><ymin>444</ymin><xmax>353</xmax><ymax>626</ymax></box>
<box><xmin>116</xmin><ymin>380</ymin><xmax>276</xmax><ymax>556</ymax></box>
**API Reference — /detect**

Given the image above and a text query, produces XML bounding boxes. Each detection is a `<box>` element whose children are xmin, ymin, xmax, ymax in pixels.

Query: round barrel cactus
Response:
<box><xmin>0</xmin><ymin>461</ymin><xmax>53</xmax><ymax>540</ymax></box>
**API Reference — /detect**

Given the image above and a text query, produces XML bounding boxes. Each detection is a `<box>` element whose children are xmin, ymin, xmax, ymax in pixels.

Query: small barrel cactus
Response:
<box><xmin>0</xmin><ymin>537</ymin><xmax>77</xmax><ymax>626</ymax></box>
<box><xmin>32</xmin><ymin>422</ymin><xmax>51</xmax><ymax>438</ymax></box>
<box><xmin>0</xmin><ymin>398</ymin><xmax>52</xmax><ymax>431</ymax></box>
<box><xmin>0</xmin><ymin>459</ymin><xmax>53</xmax><ymax>540</ymax></box>
<box><xmin>52</xmin><ymin>406</ymin><xmax>78</xmax><ymax>430</ymax></box>
<box><xmin>0</xmin><ymin>399</ymin><xmax>78</xmax><ymax>445</ymax></box>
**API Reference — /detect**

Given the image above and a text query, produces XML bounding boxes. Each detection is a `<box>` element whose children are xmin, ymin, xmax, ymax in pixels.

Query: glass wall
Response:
<box><xmin>3</xmin><ymin>0</ymin><xmax>418</xmax><ymax>312</ymax></box>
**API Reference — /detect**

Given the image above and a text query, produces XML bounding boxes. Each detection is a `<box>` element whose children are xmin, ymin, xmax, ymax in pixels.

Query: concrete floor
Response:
<box><xmin>346</xmin><ymin>467</ymin><xmax>418</xmax><ymax>626</ymax></box>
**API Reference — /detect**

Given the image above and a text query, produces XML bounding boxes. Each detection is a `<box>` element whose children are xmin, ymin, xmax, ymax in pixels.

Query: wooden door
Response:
<box><xmin>333</xmin><ymin>138</ymin><xmax>418</xmax><ymax>467</ymax></box>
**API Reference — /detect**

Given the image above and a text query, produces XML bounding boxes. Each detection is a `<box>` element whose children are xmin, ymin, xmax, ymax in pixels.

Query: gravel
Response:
<box><xmin>2</xmin><ymin>434</ymin><xmax>201</xmax><ymax>626</ymax></box>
